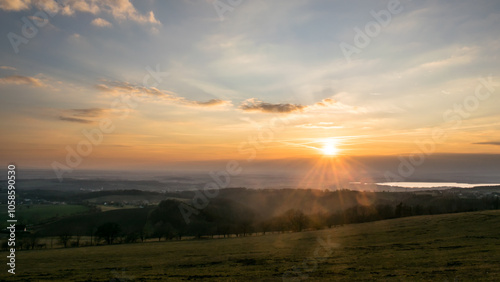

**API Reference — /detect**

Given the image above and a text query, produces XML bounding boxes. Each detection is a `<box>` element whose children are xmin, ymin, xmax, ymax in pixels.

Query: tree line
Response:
<box><xmin>4</xmin><ymin>189</ymin><xmax>499</xmax><ymax>249</ymax></box>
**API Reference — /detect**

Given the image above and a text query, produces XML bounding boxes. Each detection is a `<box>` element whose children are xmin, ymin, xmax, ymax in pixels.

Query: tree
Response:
<box><xmin>95</xmin><ymin>222</ymin><xmax>121</xmax><ymax>245</ymax></box>
<box><xmin>141</xmin><ymin>223</ymin><xmax>154</xmax><ymax>242</ymax></box>
<box><xmin>284</xmin><ymin>209</ymin><xmax>309</xmax><ymax>232</ymax></box>
<box><xmin>59</xmin><ymin>234</ymin><xmax>72</xmax><ymax>248</ymax></box>
<box><xmin>125</xmin><ymin>232</ymin><xmax>139</xmax><ymax>243</ymax></box>
<box><xmin>395</xmin><ymin>202</ymin><xmax>403</xmax><ymax>218</ymax></box>
<box><xmin>153</xmin><ymin>222</ymin><xmax>175</xmax><ymax>241</ymax></box>
<box><xmin>74</xmin><ymin>234</ymin><xmax>82</xmax><ymax>247</ymax></box>
<box><xmin>259</xmin><ymin>221</ymin><xmax>271</xmax><ymax>235</ymax></box>
<box><xmin>27</xmin><ymin>232</ymin><xmax>40</xmax><ymax>250</ymax></box>
<box><xmin>236</xmin><ymin>219</ymin><xmax>253</xmax><ymax>237</ymax></box>
<box><xmin>187</xmin><ymin>220</ymin><xmax>211</xmax><ymax>239</ymax></box>
<box><xmin>88</xmin><ymin>224</ymin><xmax>97</xmax><ymax>246</ymax></box>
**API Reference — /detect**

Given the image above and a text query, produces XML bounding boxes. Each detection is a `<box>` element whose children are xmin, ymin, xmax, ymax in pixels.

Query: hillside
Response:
<box><xmin>4</xmin><ymin>210</ymin><xmax>500</xmax><ymax>281</ymax></box>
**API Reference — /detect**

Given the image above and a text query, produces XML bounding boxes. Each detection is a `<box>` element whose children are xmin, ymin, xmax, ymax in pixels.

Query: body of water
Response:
<box><xmin>376</xmin><ymin>182</ymin><xmax>500</xmax><ymax>188</ymax></box>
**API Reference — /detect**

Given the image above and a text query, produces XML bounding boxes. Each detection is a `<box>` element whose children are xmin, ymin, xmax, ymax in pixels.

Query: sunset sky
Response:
<box><xmin>1</xmin><ymin>0</ymin><xmax>500</xmax><ymax>171</ymax></box>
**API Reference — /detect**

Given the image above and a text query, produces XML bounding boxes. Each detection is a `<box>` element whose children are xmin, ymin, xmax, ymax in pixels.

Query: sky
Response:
<box><xmin>0</xmin><ymin>0</ymin><xmax>500</xmax><ymax>173</ymax></box>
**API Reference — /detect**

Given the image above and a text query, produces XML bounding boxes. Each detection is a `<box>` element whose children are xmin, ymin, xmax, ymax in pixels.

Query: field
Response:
<box><xmin>0</xmin><ymin>204</ymin><xmax>90</xmax><ymax>228</ymax></box>
<box><xmin>3</xmin><ymin>210</ymin><xmax>500</xmax><ymax>281</ymax></box>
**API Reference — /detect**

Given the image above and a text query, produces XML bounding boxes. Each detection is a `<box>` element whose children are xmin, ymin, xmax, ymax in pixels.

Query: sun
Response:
<box><xmin>320</xmin><ymin>140</ymin><xmax>339</xmax><ymax>156</ymax></box>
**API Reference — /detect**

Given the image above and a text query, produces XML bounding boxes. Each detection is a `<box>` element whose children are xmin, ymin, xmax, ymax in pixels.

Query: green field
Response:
<box><xmin>3</xmin><ymin>210</ymin><xmax>500</xmax><ymax>281</ymax></box>
<box><xmin>0</xmin><ymin>204</ymin><xmax>90</xmax><ymax>227</ymax></box>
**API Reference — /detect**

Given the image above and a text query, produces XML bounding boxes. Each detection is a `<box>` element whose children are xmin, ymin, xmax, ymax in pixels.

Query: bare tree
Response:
<box><xmin>285</xmin><ymin>209</ymin><xmax>309</xmax><ymax>232</ymax></box>
<box><xmin>59</xmin><ymin>234</ymin><xmax>72</xmax><ymax>248</ymax></box>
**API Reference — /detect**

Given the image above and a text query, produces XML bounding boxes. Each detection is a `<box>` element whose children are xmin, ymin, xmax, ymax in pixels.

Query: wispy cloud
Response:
<box><xmin>239</xmin><ymin>98</ymin><xmax>305</xmax><ymax>113</ymax></box>
<box><xmin>70</xmin><ymin>108</ymin><xmax>105</xmax><ymax>117</ymax></box>
<box><xmin>192</xmin><ymin>99</ymin><xmax>231</xmax><ymax>107</ymax></box>
<box><xmin>96</xmin><ymin>81</ymin><xmax>232</xmax><ymax>109</ymax></box>
<box><xmin>313</xmin><ymin>98</ymin><xmax>337</xmax><ymax>107</ymax></box>
<box><xmin>0</xmin><ymin>75</ymin><xmax>44</xmax><ymax>87</ymax></box>
<box><xmin>59</xmin><ymin>116</ymin><xmax>94</xmax><ymax>124</ymax></box>
<box><xmin>59</xmin><ymin>108</ymin><xmax>107</xmax><ymax>124</ymax></box>
<box><xmin>91</xmin><ymin>18</ymin><xmax>112</xmax><ymax>28</ymax></box>
<box><xmin>0</xmin><ymin>66</ymin><xmax>17</xmax><ymax>71</ymax></box>
<box><xmin>296</xmin><ymin>122</ymin><xmax>343</xmax><ymax>129</ymax></box>
<box><xmin>474</xmin><ymin>141</ymin><xmax>500</xmax><ymax>146</ymax></box>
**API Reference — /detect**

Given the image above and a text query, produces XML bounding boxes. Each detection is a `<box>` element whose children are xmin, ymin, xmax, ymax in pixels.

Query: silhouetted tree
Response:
<box><xmin>237</xmin><ymin>219</ymin><xmax>253</xmax><ymax>236</ymax></box>
<box><xmin>259</xmin><ymin>221</ymin><xmax>271</xmax><ymax>235</ymax></box>
<box><xmin>88</xmin><ymin>224</ymin><xmax>97</xmax><ymax>246</ymax></box>
<box><xmin>59</xmin><ymin>234</ymin><xmax>72</xmax><ymax>248</ymax></box>
<box><xmin>95</xmin><ymin>222</ymin><xmax>121</xmax><ymax>244</ymax></box>
<box><xmin>395</xmin><ymin>202</ymin><xmax>403</xmax><ymax>218</ymax></box>
<box><xmin>28</xmin><ymin>232</ymin><xmax>40</xmax><ymax>250</ymax></box>
<box><xmin>285</xmin><ymin>209</ymin><xmax>309</xmax><ymax>232</ymax></box>
<box><xmin>153</xmin><ymin>222</ymin><xmax>175</xmax><ymax>241</ymax></box>
<box><xmin>125</xmin><ymin>232</ymin><xmax>139</xmax><ymax>243</ymax></box>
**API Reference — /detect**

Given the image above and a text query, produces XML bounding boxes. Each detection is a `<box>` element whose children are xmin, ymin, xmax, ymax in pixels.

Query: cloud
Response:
<box><xmin>1</xmin><ymin>0</ymin><xmax>160</xmax><ymax>26</ymax></box>
<box><xmin>58</xmin><ymin>116</ymin><xmax>94</xmax><ymax>124</ymax></box>
<box><xmin>239</xmin><ymin>98</ymin><xmax>305</xmax><ymax>113</ymax></box>
<box><xmin>59</xmin><ymin>108</ymin><xmax>107</xmax><ymax>124</ymax></box>
<box><xmin>474</xmin><ymin>141</ymin><xmax>500</xmax><ymax>146</ymax></box>
<box><xmin>238</xmin><ymin>97</ymin><xmax>357</xmax><ymax>114</ymax></box>
<box><xmin>0</xmin><ymin>0</ymin><xmax>30</xmax><ymax>11</ymax></box>
<box><xmin>0</xmin><ymin>66</ymin><xmax>17</xmax><ymax>71</ymax></box>
<box><xmin>0</xmin><ymin>75</ymin><xmax>44</xmax><ymax>87</ymax></box>
<box><xmin>69</xmin><ymin>33</ymin><xmax>81</xmax><ymax>40</ymax></box>
<box><xmin>307</xmin><ymin>97</ymin><xmax>363</xmax><ymax>114</ymax></box>
<box><xmin>193</xmin><ymin>99</ymin><xmax>231</xmax><ymax>107</ymax></box>
<box><xmin>69</xmin><ymin>108</ymin><xmax>105</xmax><ymax>117</ymax></box>
<box><xmin>91</xmin><ymin>17</ymin><xmax>112</xmax><ymax>27</ymax></box>
<box><xmin>96</xmin><ymin>81</ymin><xmax>232</xmax><ymax>108</ymax></box>
<box><xmin>296</xmin><ymin>122</ymin><xmax>343</xmax><ymax>129</ymax></box>
<box><xmin>313</xmin><ymin>98</ymin><xmax>337</xmax><ymax>107</ymax></box>
<box><xmin>96</xmin><ymin>0</ymin><xmax>160</xmax><ymax>25</ymax></box>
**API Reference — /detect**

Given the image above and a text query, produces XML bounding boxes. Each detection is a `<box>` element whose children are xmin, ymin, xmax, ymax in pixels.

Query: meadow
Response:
<box><xmin>3</xmin><ymin>209</ymin><xmax>499</xmax><ymax>281</ymax></box>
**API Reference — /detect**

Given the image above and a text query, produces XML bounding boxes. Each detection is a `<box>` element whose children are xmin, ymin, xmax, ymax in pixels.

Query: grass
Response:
<box><xmin>0</xmin><ymin>204</ymin><xmax>90</xmax><ymax>227</ymax></box>
<box><xmin>3</xmin><ymin>210</ymin><xmax>500</xmax><ymax>281</ymax></box>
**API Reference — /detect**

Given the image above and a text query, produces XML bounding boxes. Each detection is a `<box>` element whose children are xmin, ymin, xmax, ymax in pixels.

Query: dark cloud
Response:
<box><xmin>70</xmin><ymin>108</ymin><xmax>105</xmax><ymax>117</ymax></box>
<box><xmin>193</xmin><ymin>99</ymin><xmax>230</xmax><ymax>107</ymax></box>
<box><xmin>59</xmin><ymin>108</ymin><xmax>106</xmax><ymax>123</ymax></box>
<box><xmin>238</xmin><ymin>97</ymin><xmax>343</xmax><ymax>114</ymax></box>
<box><xmin>239</xmin><ymin>98</ymin><xmax>305</xmax><ymax>113</ymax></box>
<box><xmin>59</xmin><ymin>116</ymin><xmax>94</xmax><ymax>124</ymax></box>
<box><xmin>474</xmin><ymin>142</ymin><xmax>500</xmax><ymax>146</ymax></box>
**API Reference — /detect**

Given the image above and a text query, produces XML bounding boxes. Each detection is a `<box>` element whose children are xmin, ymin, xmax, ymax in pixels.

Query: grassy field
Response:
<box><xmin>3</xmin><ymin>210</ymin><xmax>500</xmax><ymax>281</ymax></box>
<box><xmin>0</xmin><ymin>204</ymin><xmax>90</xmax><ymax>227</ymax></box>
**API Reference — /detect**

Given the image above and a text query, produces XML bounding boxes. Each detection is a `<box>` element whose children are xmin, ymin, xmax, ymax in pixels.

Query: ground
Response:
<box><xmin>2</xmin><ymin>210</ymin><xmax>500</xmax><ymax>281</ymax></box>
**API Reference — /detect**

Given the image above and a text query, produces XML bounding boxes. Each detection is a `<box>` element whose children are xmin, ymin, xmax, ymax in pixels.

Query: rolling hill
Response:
<box><xmin>4</xmin><ymin>210</ymin><xmax>500</xmax><ymax>281</ymax></box>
